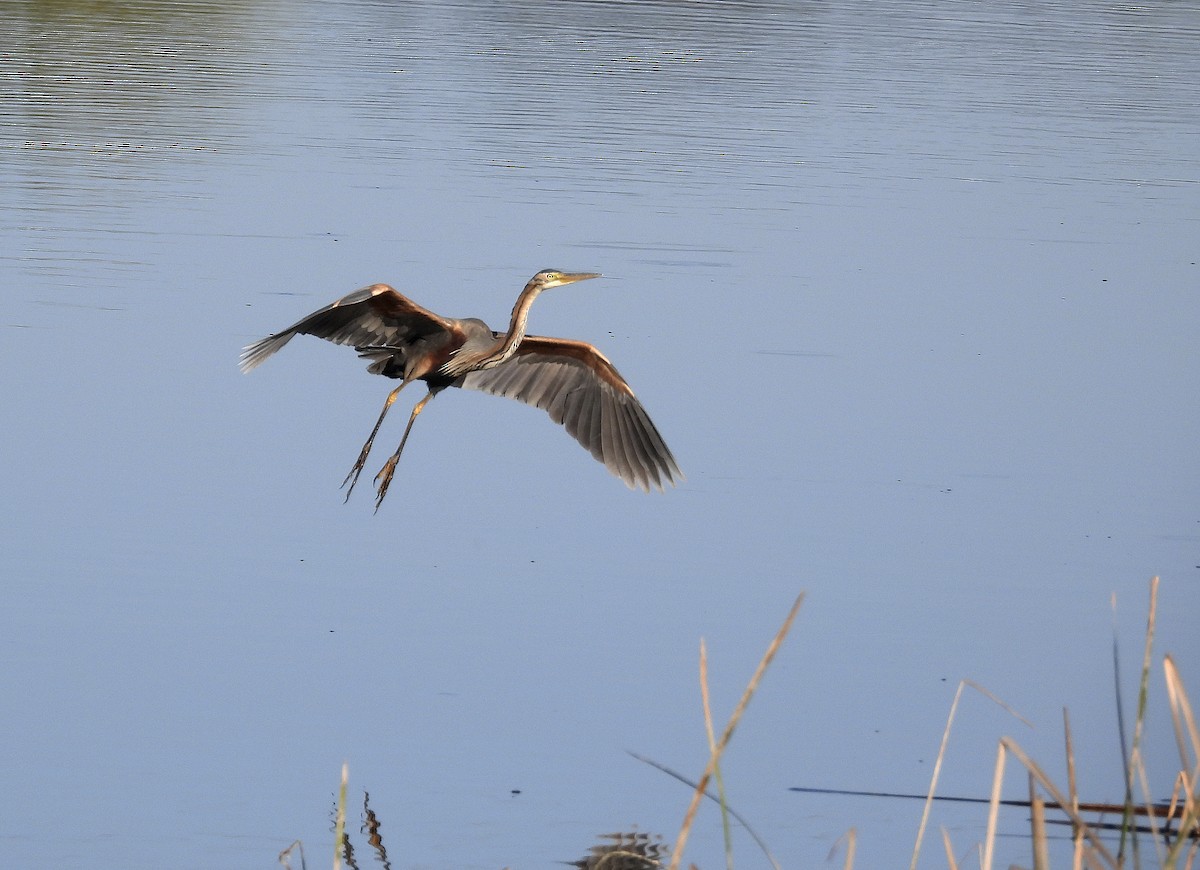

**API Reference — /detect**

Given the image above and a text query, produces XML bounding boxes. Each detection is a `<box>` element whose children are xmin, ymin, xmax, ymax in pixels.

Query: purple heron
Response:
<box><xmin>240</xmin><ymin>270</ymin><xmax>682</xmax><ymax>510</ymax></box>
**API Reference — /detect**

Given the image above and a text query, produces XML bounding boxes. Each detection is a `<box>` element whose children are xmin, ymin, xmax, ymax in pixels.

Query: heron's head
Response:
<box><xmin>531</xmin><ymin>269</ymin><xmax>602</xmax><ymax>290</ymax></box>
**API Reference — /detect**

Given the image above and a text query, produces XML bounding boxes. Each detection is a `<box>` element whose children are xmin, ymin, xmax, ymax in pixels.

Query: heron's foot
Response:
<box><xmin>373</xmin><ymin>455</ymin><xmax>400</xmax><ymax>512</ymax></box>
<box><xmin>340</xmin><ymin>442</ymin><xmax>375</xmax><ymax>502</ymax></box>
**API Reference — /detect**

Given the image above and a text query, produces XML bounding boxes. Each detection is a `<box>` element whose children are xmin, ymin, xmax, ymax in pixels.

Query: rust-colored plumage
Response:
<box><xmin>240</xmin><ymin>270</ymin><xmax>682</xmax><ymax>510</ymax></box>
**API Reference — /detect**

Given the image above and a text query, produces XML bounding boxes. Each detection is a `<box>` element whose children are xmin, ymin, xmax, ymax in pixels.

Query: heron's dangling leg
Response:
<box><xmin>373</xmin><ymin>389</ymin><xmax>436</xmax><ymax>512</ymax></box>
<box><xmin>342</xmin><ymin>381</ymin><xmax>409</xmax><ymax>501</ymax></box>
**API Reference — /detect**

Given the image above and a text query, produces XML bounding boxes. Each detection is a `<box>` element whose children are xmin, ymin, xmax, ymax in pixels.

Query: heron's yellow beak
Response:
<box><xmin>548</xmin><ymin>271</ymin><xmax>602</xmax><ymax>288</ymax></box>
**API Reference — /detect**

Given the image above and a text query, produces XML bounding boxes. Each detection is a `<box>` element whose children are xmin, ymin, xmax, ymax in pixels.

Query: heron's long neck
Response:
<box><xmin>489</xmin><ymin>280</ymin><xmax>542</xmax><ymax>365</ymax></box>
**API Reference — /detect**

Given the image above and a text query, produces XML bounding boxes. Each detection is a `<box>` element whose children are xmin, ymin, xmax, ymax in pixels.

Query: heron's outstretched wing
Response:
<box><xmin>239</xmin><ymin>284</ymin><xmax>454</xmax><ymax>373</ymax></box>
<box><xmin>460</xmin><ymin>336</ymin><xmax>683</xmax><ymax>492</ymax></box>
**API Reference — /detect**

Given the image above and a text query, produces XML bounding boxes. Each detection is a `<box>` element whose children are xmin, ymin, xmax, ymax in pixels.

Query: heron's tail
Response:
<box><xmin>353</xmin><ymin>346</ymin><xmax>408</xmax><ymax>378</ymax></box>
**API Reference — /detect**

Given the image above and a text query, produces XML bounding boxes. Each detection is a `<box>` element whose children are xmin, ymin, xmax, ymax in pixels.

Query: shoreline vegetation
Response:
<box><xmin>284</xmin><ymin>579</ymin><xmax>1196</xmax><ymax>870</ymax></box>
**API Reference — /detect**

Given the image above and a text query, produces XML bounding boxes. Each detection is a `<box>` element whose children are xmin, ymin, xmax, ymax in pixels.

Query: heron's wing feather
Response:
<box><xmin>240</xmin><ymin>284</ymin><xmax>453</xmax><ymax>373</ymax></box>
<box><xmin>459</xmin><ymin>336</ymin><xmax>683</xmax><ymax>491</ymax></box>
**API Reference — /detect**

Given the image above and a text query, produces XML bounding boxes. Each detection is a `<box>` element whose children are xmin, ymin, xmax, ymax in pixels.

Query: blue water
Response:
<box><xmin>2</xmin><ymin>0</ymin><xmax>1198</xmax><ymax>867</ymax></box>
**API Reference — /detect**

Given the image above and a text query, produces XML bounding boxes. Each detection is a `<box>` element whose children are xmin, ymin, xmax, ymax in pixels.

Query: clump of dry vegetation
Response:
<box><xmin>660</xmin><ymin>578</ymin><xmax>1197</xmax><ymax>870</ymax></box>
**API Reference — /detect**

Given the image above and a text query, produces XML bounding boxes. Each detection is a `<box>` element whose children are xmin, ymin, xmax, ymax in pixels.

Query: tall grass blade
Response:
<box><xmin>1030</xmin><ymin>772</ymin><xmax>1049</xmax><ymax>870</ymax></box>
<box><xmin>1112</xmin><ymin>591</ymin><xmax>1132</xmax><ymax>826</ymax></box>
<box><xmin>938</xmin><ymin>826</ymin><xmax>958</xmax><ymax>870</ymax></box>
<box><xmin>910</xmin><ymin>680</ymin><xmax>966</xmax><ymax>870</ymax></box>
<box><xmin>666</xmin><ymin>593</ymin><xmax>804</xmax><ymax>870</ymax></box>
<box><xmin>841</xmin><ymin>828</ymin><xmax>856</xmax><ymax>870</ymax></box>
<box><xmin>1138</xmin><ymin>760</ymin><xmax>1171</xmax><ymax>866</ymax></box>
<box><xmin>982</xmin><ymin>739</ymin><xmax>1007</xmax><ymax>870</ymax></box>
<box><xmin>1107</xmin><ymin>578</ymin><xmax>1157</xmax><ymax>867</ymax></box>
<box><xmin>1162</xmin><ymin>656</ymin><xmax>1200</xmax><ymax>866</ymax></box>
<box><xmin>1065</xmin><ymin>708</ymin><xmax>1084</xmax><ymax>870</ymax></box>
<box><xmin>699</xmin><ymin>639</ymin><xmax>735</xmax><ymax>870</ymax></box>
<box><xmin>1163</xmin><ymin>655</ymin><xmax>1200</xmax><ymax>774</ymax></box>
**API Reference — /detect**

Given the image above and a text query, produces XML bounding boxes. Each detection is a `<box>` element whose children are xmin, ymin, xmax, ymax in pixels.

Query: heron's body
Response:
<box><xmin>240</xmin><ymin>271</ymin><xmax>682</xmax><ymax>509</ymax></box>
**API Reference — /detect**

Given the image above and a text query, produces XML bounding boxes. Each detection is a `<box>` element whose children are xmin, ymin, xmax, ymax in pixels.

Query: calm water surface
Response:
<box><xmin>2</xmin><ymin>0</ymin><xmax>1198</xmax><ymax>867</ymax></box>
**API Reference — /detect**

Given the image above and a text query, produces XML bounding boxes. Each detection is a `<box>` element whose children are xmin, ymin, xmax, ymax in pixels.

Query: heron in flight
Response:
<box><xmin>240</xmin><ymin>270</ymin><xmax>683</xmax><ymax>510</ymax></box>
